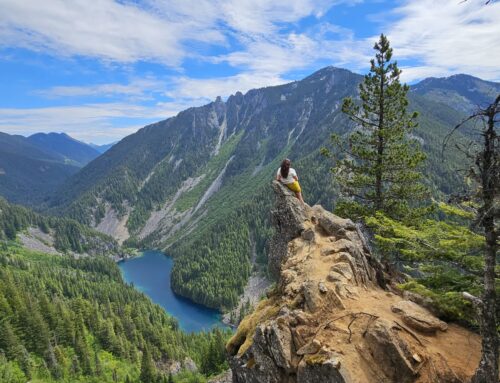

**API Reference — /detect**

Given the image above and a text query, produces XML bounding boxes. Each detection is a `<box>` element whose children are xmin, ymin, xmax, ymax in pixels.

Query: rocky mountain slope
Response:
<box><xmin>0</xmin><ymin>197</ymin><xmax>123</xmax><ymax>258</ymax></box>
<box><xmin>47</xmin><ymin>67</ymin><xmax>499</xmax><ymax>310</ymax></box>
<box><xmin>227</xmin><ymin>182</ymin><xmax>481</xmax><ymax>382</ymax></box>
<box><xmin>411</xmin><ymin>74</ymin><xmax>500</xmax><ymax>113</ymax></box>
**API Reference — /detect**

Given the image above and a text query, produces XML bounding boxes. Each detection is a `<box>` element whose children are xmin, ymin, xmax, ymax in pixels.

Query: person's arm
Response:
<box><xmin>276</xmin><ymin>170</ymin><xmax>281</xmax><ymax>181</ymax></box>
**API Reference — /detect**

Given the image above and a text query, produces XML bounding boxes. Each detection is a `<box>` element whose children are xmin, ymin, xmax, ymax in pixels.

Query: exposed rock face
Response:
<box><xmin>391</xmin><ymin>300</ymin><xmax>448</xmax><ymax>334</ymax></box>
<box><xmin>96</xmin><ymin>202</ymin><xmax>130</xmax><ymax>245</ymax></box>
<box><xmin>269</xmin><ymin>182</ymin><xmax>307</xmax><ymax>278</ymax></box>
<box><xmin>208</xmin><ymin>370</ymin><xmax>233</xmax><ymax>383</ymax></box>
<box><xmin>19</xmin><ymin>226</ymin><xmax>121</xmax><ymax>258</ymax></box>
<box><xmin>227</xmin><ymin>182</ymin><xmax>481</xmax><ymax>383</ymax></box>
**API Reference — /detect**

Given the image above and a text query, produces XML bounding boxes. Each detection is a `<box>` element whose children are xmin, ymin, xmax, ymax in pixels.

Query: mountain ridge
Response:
<box><xmin>27</xmin><ymin>132</ymin><xmax>101</xmax><ymax>166</ymax></box>
<box><xmin>45</xmin><ymin>66</ymin><xmax>499</xmax><ymax>310</ymax></box>
<box><xmin>0</xmin><ymin>132</ymin><xmax>81</xmax><ymax>205</ymax></box>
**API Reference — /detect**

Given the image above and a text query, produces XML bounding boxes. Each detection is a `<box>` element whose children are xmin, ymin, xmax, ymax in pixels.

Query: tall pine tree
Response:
<box><xmin>139</xmin><ymin>347</ymin><xmax>156</xmax><ymax>383</ymax></box>
<box><xmin>323</xmin><ymin>34</ymin><xmax>428</xmax><ymax>221</ymax></box>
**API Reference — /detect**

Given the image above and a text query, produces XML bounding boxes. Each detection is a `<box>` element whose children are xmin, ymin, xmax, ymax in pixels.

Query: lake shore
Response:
<box><xmin>118</xmin><ymin>249</ymin><xmax>229</xmax><ymax>332</ymax></box>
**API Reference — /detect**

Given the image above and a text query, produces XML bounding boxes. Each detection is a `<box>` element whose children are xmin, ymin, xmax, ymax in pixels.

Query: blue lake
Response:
<box><xmin>119</xmin><ymin>250</ymin><xmax>227</xmax><ymax>333</ymax></box>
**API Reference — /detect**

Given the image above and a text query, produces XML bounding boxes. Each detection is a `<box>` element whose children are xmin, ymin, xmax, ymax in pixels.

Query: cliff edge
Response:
<box><xmin>227</xmin><ymin>181</ymin><xmax>481</xmax><ymax>383</ymax></box>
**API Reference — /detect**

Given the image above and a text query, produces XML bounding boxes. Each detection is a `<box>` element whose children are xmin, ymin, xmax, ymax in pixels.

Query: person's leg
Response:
<box><xmin>295</xmin><ymin>192</ymin><xmax>304</xmax><ymax>204</ymax></box>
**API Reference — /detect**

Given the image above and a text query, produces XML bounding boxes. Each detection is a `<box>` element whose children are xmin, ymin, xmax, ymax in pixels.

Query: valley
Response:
<box><xmin>118</xmin><ymin>250</ymin><xmax>229</xmax><ymax>333</ymax></box>
<box><xmin>42</xmin><ymin>67</ymin><xmax>499</xmax><ymax>313</ymax></box>
<box><xmin>1</xmin><ymin>65</ymin><xmax>498</xmax><ymax>383</ymax></box>
<box><xmin>1</xmin><ymin>1</ymin><xmax>499</xmax><ymax>381</ymax></box>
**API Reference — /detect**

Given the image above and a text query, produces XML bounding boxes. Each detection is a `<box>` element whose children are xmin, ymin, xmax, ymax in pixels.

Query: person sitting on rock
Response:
<box><xmin>276</xmin><ymin>158</ymin><xmax>304</xmax><ymax>204</ymax></box>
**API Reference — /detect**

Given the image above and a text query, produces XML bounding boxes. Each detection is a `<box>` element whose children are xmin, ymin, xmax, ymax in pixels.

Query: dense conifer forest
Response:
<box><xmin>0</xmin><ymin>243</ymin><xmax>230</xmax><ymax>383</ymax></box>
<box><xmin>0</xmin><ymin>198</ymin><xmax>120</xmax><ymax>255</ymax></box>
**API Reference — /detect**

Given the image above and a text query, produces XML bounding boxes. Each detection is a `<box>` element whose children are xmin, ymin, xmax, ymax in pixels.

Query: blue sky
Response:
<box><xmin>0</xmin><ymin>0</ymin><xmax>499</xmax><ymax>144</ymax></box>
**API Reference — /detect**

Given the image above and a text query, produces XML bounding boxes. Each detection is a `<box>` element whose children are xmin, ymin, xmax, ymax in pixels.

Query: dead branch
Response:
<box><xmin>392</xmin><ymin>320</ymin><xmax>425</xmax><ymax>346</ymax></box>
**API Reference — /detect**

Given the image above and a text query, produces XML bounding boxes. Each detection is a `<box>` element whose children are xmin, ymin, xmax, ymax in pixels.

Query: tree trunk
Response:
<box><xmin>375</xmin><ymin>63</ymin><xmax>385</xmax><ymax>211</ymax></box>
<box><xmin>472</xmin><ymin>96</ymin><xmax>499</xmax><ymax>383</ymax></box>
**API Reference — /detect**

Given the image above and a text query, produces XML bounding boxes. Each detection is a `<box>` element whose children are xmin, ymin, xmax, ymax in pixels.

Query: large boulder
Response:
<box><xmin>391</xmin><ymin>300</ymin><xmax>448</xmax><ymax>333</ymax></box>
<box><xmin>364</xmin><ymin>319</ymin><xmax>417</xmax><ymax>383</ymax></box>
<box><xmin>297</xmin><ymin>355</ymin><xmax>350</xmax><ymax>383</ymax></box>
<box><xmin>311</xmin><ymin>205</ymin><xmax>356</xmax><ymax>236</ymax></box>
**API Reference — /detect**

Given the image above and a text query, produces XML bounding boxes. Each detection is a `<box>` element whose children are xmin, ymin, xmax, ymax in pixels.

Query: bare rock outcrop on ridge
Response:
<box><xmin>227</xmin><ymin>181</ymin><xmax>481</xmax><ymax>383</ymax></box>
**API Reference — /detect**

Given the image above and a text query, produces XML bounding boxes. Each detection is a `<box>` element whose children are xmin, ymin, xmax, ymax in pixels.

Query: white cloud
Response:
<box><xmin>0</xmin><ymin>0</ymin><xmax>339</xmax><ymax>67</ymax></box>
<box><xmin>386</xmin><ymin>0</ymin><xmax>500</xmax><ymax>82</ymax></box>
<box><xmin>1</xmin><ymin>0</ymin><xmax>498</xmax><ymax>83</ymax></box>
<box><xmin>0</xmin><ymin>0</ymin><xmax>223</xmax><ymax>66</ymax></box>
<box><xmin>166</xmin><ymin>72</ymin><xmax>286</xmax><ymax>101</ymax></box>
<box><xmin>0</xmin><ymin>101</ymin><xmax>196</xmax><ymax>144</ymax></box>
<box><xmin>1</xmin><ymin>0</ymin><xmax>498</xmax><ymax>144</ymax></box>
<box><xmin>35</xmin><ymin>78</ymin><xmax>166</xmax><ymax>100</ymax></box>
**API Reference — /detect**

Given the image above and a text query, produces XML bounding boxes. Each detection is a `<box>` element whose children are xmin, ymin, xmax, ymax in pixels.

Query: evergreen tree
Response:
<box><xmin>94</xmin><ymin>348</ymin><xmax>102</xmax><ymax>377</ymax></box>
<box><xmin>71</xmin><ymin>355</ymin><xmax>81</xmax><ymax>377</ymax></box>
<box><xmin>74</xmin><ymin>323</ymin><xmax>92</xmax><ymax>375</ymax></box>
<box><xmin>139</xmin><ymin>348</ymin><xmax>156</xmax><ymax>383</ymax></box>
<box><xmin>323</xmin><ymin>34</ymin><xmax>427</xmax><ymax>221</ymax></box>
<box><xmin>44</xmin><ymin>341</ymin><xmax>62</xmax><ymax>380</ymax></box>
<box><xmin>0</xmin><ymin>320</ymin><xmax>20</xmax><ymax>360</ymax></box>
<box><xmin>16</xmin><ymin>345</ymin><xmax>32</xmax><ymax>379</ymax></box>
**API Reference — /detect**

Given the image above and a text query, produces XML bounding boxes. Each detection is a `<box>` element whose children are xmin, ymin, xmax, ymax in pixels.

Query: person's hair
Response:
<box><xmin>280</xmin><ymin>158</ymin><xmax>291</xmax><ymax>179</ymax></box>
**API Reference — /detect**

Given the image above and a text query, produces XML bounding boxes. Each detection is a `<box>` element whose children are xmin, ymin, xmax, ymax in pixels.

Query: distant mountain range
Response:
<box><xmin>0</xmin><ymin>132</ymin><xmax>115</xmax><ymax>205</ymax></box>
<box><xmin>28</xmin><ymin>132</ymin><xmax>101</xmax><ymax>166</ymax></box>
<box><xmin>43</xmin><ymin>67</ymin><xmax>499</xmax><ymax>309</ymax></box>
<box><xmin>90</xmin><ymin>141</ymin><xmax>117</xmax><ymax>154</ymax></box>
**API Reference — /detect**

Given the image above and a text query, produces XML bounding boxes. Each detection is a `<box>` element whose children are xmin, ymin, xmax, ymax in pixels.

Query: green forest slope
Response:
<box><xmin>0</xmin><ymin>243</ymin><xmax>229</xmax><ymax>383</ymax></box>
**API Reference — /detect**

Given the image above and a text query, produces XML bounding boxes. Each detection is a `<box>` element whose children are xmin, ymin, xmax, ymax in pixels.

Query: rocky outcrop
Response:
<box><xmin>391</xmin><ymin>300</ymin><xmax>448</xmax><ymax>334</ymax></box>
<box><xmin>19</xmin><ymin>226</ymin><xmax>122</xmax><ymax>258</ymax></box>
<box><xmin>96</xmin><ymin>202</ymin><xmax>130</xmax><ymax>245</ymax></box>
<box><xmin>268</xmin><ymin>181</ymin><xmax>308</xmax><ymax>278</ymax></box>
<box><xmin>208</xmin><ymin>370</ymin><xmax>233</xmax><ymax>383</ymax></box>
<box><xmin>227</xmin><ymin>182</ymin><xmax>481</xmax><ymax>383</ymax></box>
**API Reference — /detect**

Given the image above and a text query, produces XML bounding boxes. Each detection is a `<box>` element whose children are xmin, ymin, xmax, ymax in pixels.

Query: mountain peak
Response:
<box><xmin>27</xmin><ymin>131</ymin><xmax>100</xmax><ymax>167</ymax></box>
<box><xmin>412</xmin><ymin>73</ymin><xmax>500</xmax><ymax>111</ymax></box>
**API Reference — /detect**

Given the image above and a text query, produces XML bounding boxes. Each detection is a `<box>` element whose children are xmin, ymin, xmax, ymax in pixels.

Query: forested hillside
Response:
<box><xmin>0</xmin><ymin>243</ymin><xmax>229</xmax><ymax>383</ymax></box>
<box><xmin>0</xmin><ymin>132</ymin><xmax>103</xmax><ymax>206</ymax></box>
<box><xmin>0</xmin><ymin>197</ymin><xmax>118</xmax><ymax>256</ymax></box>
<box><xmin>47</xmin><ymin>67</ymin><xmax>499</xmax><ymax>310</ymax></box>
<box><xmin>0</xmin><ymin>133</ymin><xmax>80</xmax><ymax>205</ymax></box>
<box><xmin>28</xmin><ymin>132</ymin><xmax>101</xmax><ymax>167</ymax></box>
